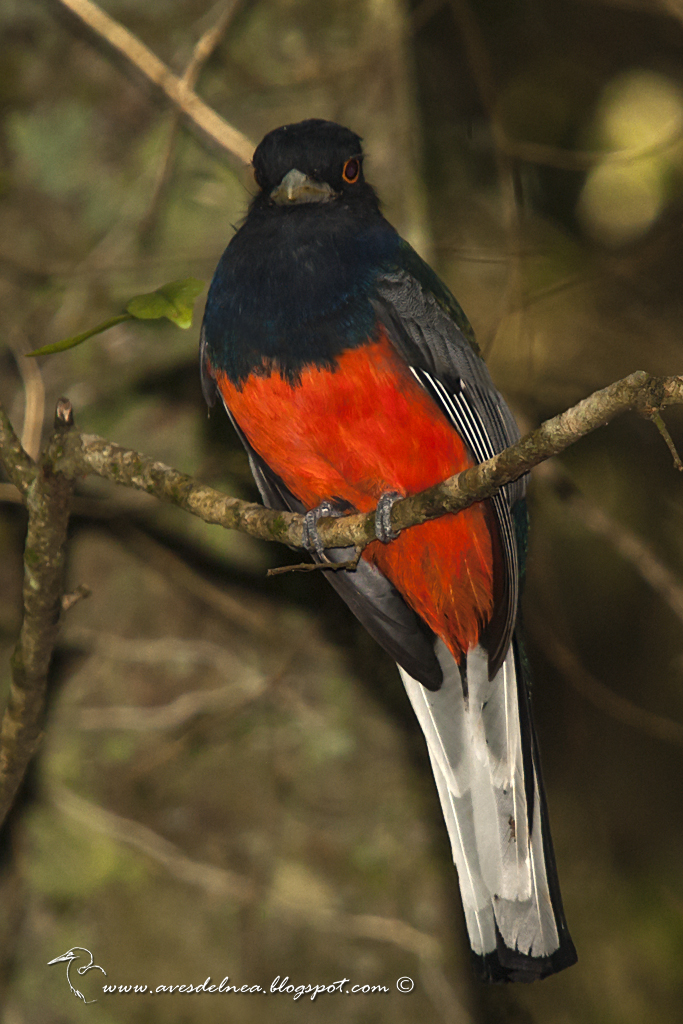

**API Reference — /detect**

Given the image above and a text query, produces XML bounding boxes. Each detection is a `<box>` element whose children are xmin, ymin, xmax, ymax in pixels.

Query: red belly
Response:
<box><xmin>214</xmin><ymin>330</ymin><xmax>494</xmax><ymax>658</ymax></box>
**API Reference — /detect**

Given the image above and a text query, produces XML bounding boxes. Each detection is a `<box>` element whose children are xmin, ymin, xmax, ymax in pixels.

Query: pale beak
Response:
<box><xmin>270</xmin><ymin>168</ymin><xmax>337</xmax><ymax>205</ymax></box>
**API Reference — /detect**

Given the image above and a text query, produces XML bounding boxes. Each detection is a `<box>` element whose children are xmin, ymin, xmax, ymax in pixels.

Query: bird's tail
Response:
<box><xmin>398</xmin><ymin>637</ymin><xmax>577</xmax><ymax>982</ymax></box>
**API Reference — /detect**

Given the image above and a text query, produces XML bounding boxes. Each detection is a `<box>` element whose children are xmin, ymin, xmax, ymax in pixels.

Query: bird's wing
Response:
<box><xmin>372</xmin><ymin>241</ymin><xmax>526</xmax><ymax>677</ymax></box>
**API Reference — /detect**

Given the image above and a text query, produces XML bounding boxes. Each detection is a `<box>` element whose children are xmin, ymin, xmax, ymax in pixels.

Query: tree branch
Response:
<box><xmin>49</xmin><ymin>370</ymin><xmax>683</xmax><ymax>552</ymax></box>
<box><xmin>1</xmin><ymin>370</ymin><xmax>682</xmax><ymax>829</ymax></box>
<box><xmin>2</xmin><ymin>372</ymin><xmax>682</xmax><ymax>553</ymax></box>
<box><xmin>49</xmin><ymin>0</ymin><xmax>254</xmax><ymax>166</ymax></box>
<box><xmin>138</xmin><ymin>0</ymin><xmax>244</xmax><ymax>245</ymax></box>
<box><xmin>0</xmin><ymin>405</ymin><xmax>35</xmax><ymax>496</ymax></box>
<box><xmin>0</xmin><ymin>402</ymin><xmax>76</xmax><ymax>825</ymax></box>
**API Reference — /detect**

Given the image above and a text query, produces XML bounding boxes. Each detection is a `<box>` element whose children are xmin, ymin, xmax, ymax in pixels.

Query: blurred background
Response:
<box><xmin>1</xmin><ymin>0</ymin><xmax>683</xmax><ymax>1021</ymax></box>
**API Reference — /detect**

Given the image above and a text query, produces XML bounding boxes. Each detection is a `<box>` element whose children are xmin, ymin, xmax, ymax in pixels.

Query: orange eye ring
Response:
<box><xmin>342</xmin><ymin>158</ymin><xmax>360</xmax><ymax>184</ymax></box>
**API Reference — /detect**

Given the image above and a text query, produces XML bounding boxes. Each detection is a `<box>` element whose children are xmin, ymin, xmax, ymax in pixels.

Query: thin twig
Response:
<box><xmin>496</xmin><ymin>121</ymin><xmax>683</xmax><ymax>172</ymax></box>
<box><xmin>183</xmin><ymin>0</ymin><xmax>243</xmax><ymax>92</ymax></box>
<box><xmin>9</xmin><ymin>340</ymin><xmax>46</xmax><ymax>461</ymax></box>
<box><xmin>139</xmin><ymin>0</ymin><xmax>243</xmax><ymax>244</ymax></box>
<box><xmin>267</xmin><ymin>550</ymin><xmax>362</xmax><ymax>577</ymax></box>
<box><xmin>111</xmin><ymin>524</ymin><xmax>269</xmax><ymax>635</ymax></box>
<box><xmin>61</xmin><ymin>585</ymin><xmax>91</xmax><ymax>613</ymax></box>
<box><xmin>448</xmin><ymin>0</ymin><xmax>525</xmax><ymax>360</ymax></box>
<box><xmin>70</xmin><ymin>632</ymin><xmax>269</xmax><ymax>730</ymax></box>
<box><xmin>539</xmin><ymin>461</ymin><xmax>683</xmax><ymax>627</ymax></box>
<box><xmin>647</xmin><ymin>410</ymin><xmax>683</xmax><ymax>471</ymax></box>
<box><xmin>50</xmin><ymin>0</ymin><xmax>254</xmax><ymax>166</ymax></box>
<box><xmin>531</xmin><ymin>618</ymin><xmax>683</xmax><ymax>748</ymax></box>
<box><xmin>0</xmin><ymin>483</ymin><xmax>23</xmax><ymax>505</ymax></box>
<box><xmin>51</xmin><ymin>785</ymin><xmax>453</xmax><ymax>978</ymax></box>
<box><xmin>77</xmin><ymin>679</ymin><xmax>265</xmax><ymax>731</ymax></box>
<box><xmin>51</xmin><ymin>785</ymin><xmax>256</xmax><ymax>902</ymax></box>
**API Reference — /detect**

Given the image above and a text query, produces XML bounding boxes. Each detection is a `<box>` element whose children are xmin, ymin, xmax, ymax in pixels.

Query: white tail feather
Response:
<box><xmin>399</xmin><ymin>640</ymin><xmax>560</xmax><ymax>959</ymax></box>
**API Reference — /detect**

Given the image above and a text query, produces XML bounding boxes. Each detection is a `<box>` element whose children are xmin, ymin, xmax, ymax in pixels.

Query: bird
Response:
<box><xmin>200</xmin><ymin>118</ymin><xmax>578</xmax><ymax>982</ymax></box>
<box><xmin>47</xmin><ymin>947</ymin><xmax>107</xmax><ymax>1003</ymax></box>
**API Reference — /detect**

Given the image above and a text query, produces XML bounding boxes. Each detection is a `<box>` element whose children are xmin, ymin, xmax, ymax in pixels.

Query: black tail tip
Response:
<box><xmin>472</xmin><ymin>938</ymin><xmax>578</xmax><ymax>983</ymax></box>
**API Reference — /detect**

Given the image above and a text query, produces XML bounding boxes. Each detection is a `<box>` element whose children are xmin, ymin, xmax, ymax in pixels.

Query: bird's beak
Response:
<box><xmin>270</xmin><ymin>168</ymin><xmax>337</xmax><ymax>205</ymax></box>
<box><xmin>47</xmin><ymin>952</ymin><xmax>74</xmax><ymax>964</ymax></box>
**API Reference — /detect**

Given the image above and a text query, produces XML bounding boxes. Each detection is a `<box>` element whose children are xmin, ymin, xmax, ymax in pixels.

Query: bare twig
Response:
<box><xmin>267</xmin><ymin>550</ymin><xmax>362</xmax><ymax>577</ymax></box>
<box><xmin>51</xmin><ymin>785</ymin><xmax>256</xmax><ymax>901</ymax></box>
<box><xmin>0</xmin><ymin>483</ymin><xmax>23</xmax><ymax>505</ymax></box>
<box><xmin>111</xmin><ymin>525</ymin><xmax>269</xmax><ymax>635</ymax></box>
<box><xmin>72</xmin><ymin>633</ymin><xmax>268</xmax><ymax>730</ymax></box>
<box><xmin>183</xmin><ymin>0</ymin><xmax>243</xmax><ymax>92</ymax></box>
<box><xmin>542</xmin><ymin>463</ymin><xmax>683</xmax><ymax>627</ymax></box>
<box><xmin>51</xmin><ymin>784</ymin><xmax>454</xmax><ymax>982</ymax></box>
<box><xmin>495</xmin><ymin>125</ymin><xmax>683</xmax><ymax>172</ymax></box>
<box><xmin>0</xmin><ymin>402</ymin><xmax>76</xmax><ymax>825</ymax></box>
<box><xmin>531</xmin><ymin>619</ymin><xmax>683</xmax><ymax>748</ymax></box>
<box><xmin>139</xmin><ymin>0</ymin><xmax>243</xmax><ymax>244</ymax></box>
<box><xmin>61</xmin><ymin>585</ymin><xmax>91</xmax><ymax>613</ymax></box>
<box><xmin>50</xmin><ymin>0</ymin><xmax>254</xmax><ymax>166</ymax></box>
<box><xmin>647</xmin><ymin>410</ymin><xmax>683</xmax><ymax>471</ymax></box>
<box><xmin>448</xmin><ymin>0</ymin><xmax>525</xmax><ymax>361</ymax></box>
<box><xmin>448</xmin><ymin>0</ymin><xmax>683</xmax><ymax>174</ymax></box>
<box><xmin>10</xmin><ymin>343</ymin><xmax>46</xmax><ymax>462</ymax></box>
<box><xmin>77</xmin><ymin>682</ymin><xmax>264</xmax><ymax>731</ymax></box>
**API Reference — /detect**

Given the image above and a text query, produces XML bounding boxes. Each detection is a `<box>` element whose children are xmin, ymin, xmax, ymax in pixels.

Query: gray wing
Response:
<box><xmin>372</xmin><ymin>267</ymin><xmax>527</xmax><ymax>677</ymax></box>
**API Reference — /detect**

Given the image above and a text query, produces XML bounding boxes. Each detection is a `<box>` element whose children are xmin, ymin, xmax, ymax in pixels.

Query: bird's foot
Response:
<box><xmin>375</xmin><ymin>490</ymin><xmax>402</xmax><ymax>544</ymax></box>
<box><xmin>302</xmin><ymin>498</ymin><xmax>354</xmax><ymax>560</ymax></box>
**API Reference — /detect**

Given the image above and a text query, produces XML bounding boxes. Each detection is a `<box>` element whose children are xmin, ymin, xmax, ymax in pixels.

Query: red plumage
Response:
<box><xmin>213</xmin><ymin>328</ymin><xmax>494</xmax><ymax>659</ymax></box>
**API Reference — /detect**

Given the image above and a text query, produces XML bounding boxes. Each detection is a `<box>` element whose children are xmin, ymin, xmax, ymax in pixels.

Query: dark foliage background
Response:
<box><xmin>1</xmin><ymin>0</ymin><xmax>682</xmax><ymax>1021</ymax></box>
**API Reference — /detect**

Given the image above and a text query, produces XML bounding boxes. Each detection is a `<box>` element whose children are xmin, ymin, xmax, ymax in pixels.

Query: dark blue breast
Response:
<box><xmin>202</xmin><ymin>204</ymin><xmax>400</xmax><ymax>386</ymax></box>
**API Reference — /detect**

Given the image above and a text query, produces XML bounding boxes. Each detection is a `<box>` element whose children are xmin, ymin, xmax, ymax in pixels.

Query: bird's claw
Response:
<box><xmin>375</xmin><ymin>491</ymin><xmax>402</xmax><ymax>543</ymax></box>
<box><xmin>302</xmin><ymin>500</ymin><xmax>346</xmax><ymax>560</ymax></box>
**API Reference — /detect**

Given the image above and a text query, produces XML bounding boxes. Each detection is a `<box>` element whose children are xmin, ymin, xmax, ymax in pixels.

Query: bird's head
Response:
<box><xmin>251</xmin><ymin>119</ymin><xmax>379</xmax><ymax>211</ymax></box>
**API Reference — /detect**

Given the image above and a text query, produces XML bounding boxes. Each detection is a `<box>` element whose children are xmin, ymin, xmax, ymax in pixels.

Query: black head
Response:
<box><xmin>251</xmin><ymin>119</ymin><xmax>377</xmax><ymax>209</ymax></box>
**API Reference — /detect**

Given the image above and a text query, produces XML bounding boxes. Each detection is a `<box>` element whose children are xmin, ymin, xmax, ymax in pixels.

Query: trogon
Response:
<box><xmin>200</xmin><ymin>119</ymin><xmax>577</xmax><ymax>982</ymax></box>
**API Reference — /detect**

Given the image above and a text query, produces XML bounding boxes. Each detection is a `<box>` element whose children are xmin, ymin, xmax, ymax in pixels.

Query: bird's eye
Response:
<box><xmin>342</xmin><ymin>158</ymin><xmax>360</xmax><ymax>184</ymax></box>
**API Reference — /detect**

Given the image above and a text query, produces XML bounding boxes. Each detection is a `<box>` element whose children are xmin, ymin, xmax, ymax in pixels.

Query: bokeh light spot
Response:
<box><xmin>577</xmin><ymin>70</ymin><xmax>683</xmax><ymax>244</ymax></box>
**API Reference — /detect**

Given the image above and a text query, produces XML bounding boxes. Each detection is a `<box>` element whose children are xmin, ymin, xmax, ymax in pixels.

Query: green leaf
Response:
<box><xmin>26</xmin><ymin>278</ymin><xmax>206</xmax><ymax>358</ymax></box>
<box><xmin>126</xmin><ymin>278</ymin><xmax>205</xmax><ymax>329</ymax></box>
<box><xmin>26</xmin><ymin>314</ymin><xmax>133</xmax><ymax>357</ymax></box>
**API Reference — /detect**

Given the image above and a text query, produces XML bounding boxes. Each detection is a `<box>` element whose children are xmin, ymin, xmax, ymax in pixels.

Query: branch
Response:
<box><xmin>51</xmin><ymin>785</ymin><xmax>256</xmax><ymax>902</ymax></box>
<box><xmin>46</xmin><ymin>370</ymin><xmax>683</xmax><ymax>552</ymax></box>
<box><xmin>2</xmin><ymin>372</ymin><xmax>682</xmax><ymax>553</ymax></box>
<box><xmin>0</xmin><ymin>405</ymin><xmax>34</xmax><ymax>495</ymax></box>
<box><xmin>0</xmin><ymin>402</ymin><xmax>76</xmax><ymax>825</ymax></box>
<box><xmin>529</xmin><ymin>616</ymin><xmax>683</xmax><ymax>749</ymax></box>
<box><xmin>1</xmin><ymin>371</ymin><xmax>681</xmax><ymax>828</ymax></box>
<box><xmin>541</xmin><ymin>462</ymin><xmax>683</xmax><ymax>626</ymax></box>
<box><xmin>139</xmin><ymin>0</ymin><xmax>244</xmax><ymax>245</ymax></box>
<box><xmin>50</xmin><ymin>0</ymin><xmax>254</xmax><ymax>166</ymax></box>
